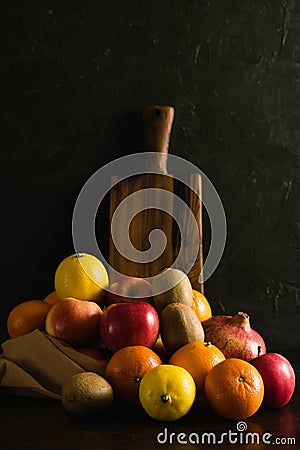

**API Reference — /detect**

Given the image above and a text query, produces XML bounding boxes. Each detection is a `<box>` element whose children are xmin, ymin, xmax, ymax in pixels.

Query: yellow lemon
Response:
<box><xmin>139</xmin><ymin>364</ymin><xmax>196</xmax><ymax>421</ymax></box>
<box><xmin>54</xmin><ymin>253</ymin><xmax>109</xmax><ymax>303</ymax></box>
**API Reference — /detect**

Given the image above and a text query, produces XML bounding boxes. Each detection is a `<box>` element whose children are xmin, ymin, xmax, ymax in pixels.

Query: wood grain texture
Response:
<box><xmin>109</xmin><ymin>106</ymin><xmax>176</xmax><ymax>282</ymax></box>
<box><xmin>109</xmin><ymin>172</ymin><xmax>204</xmax><ymax>290</ymax></box>
<box><xmin>109</xmin><ymin>174</ymin><xmax>174</xmax><ymax>281</ymax></box>
<box><xmin>142</xmin><ymin>106</ymin><xmax>174</xmax><ymax>174</ymax></box>
<box><xmin>173</xmin><ymin>173</ymin><xmax>204</xmax><ymax>293</ymax></box>
<box><xmin>108</xmin><ymin>105</ymin><xmax>204</xmax><ymax>289</ymax></box>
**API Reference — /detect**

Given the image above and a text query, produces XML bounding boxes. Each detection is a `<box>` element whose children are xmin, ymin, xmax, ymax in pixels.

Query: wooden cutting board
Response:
<box><xmin>108</xmin><ymin>106</ymin><xmax>204</xmax><ymax>292</ymax></box>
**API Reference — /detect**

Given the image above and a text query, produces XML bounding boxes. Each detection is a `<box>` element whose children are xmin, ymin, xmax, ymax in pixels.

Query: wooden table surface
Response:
<box><xmin>0</xmin><ymin>351</ymin><xmax>299</xmax><ymax>450</ymax></box>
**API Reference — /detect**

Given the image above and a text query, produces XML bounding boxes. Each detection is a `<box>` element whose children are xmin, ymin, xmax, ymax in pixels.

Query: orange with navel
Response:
<box><xmin>204</xmin><ymin>358</ymin><xmax>264</xmax><ymax>419</ymax></box>
<box><xmin>105</xmin><ymin>345</ymin><xmax>162</xmax><ymax>406</ymax></box>
<box><xmin>7</xmin><ymin>300</ymin><xmax>51</xmax><ymax>338</ymax></box>
<box><xmin>169</xmin><ymin>341</ymin><xmax>225</xmax><ymax>406</ymax></box>
<box><xmin>191</xmin><ymin>289</ymin><xmax>212</xmax><ymax>322</ymax></box>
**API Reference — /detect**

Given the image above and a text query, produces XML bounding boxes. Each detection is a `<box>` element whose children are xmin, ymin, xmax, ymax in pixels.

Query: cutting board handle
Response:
<box><xmin>142</xmin><ymin>105</ymin><xmax>175</xmax><ymax>174</ymax></box>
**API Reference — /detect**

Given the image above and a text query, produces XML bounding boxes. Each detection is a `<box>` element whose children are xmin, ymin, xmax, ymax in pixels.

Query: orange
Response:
<box><xmin>169</xmin><ymin>341</ymin><xmax>225</xmax><ymax>406</ymax></box>
<box><xmin>7</xmin><ymin>300</ymin><xmax>52</xmax><ymax>339</ymax></box>
<box><xmin>105</xmin><ymin>345</ymin><xmax>162</xmax><ymax>406</ymax></box>
<box><xmin>191</xmin><ymin>289</ymin><xmax>212</xmax><ymax>322</ymax></box>
<box><xmin>204</xmin><ymin>358</ymin><xmax>264</xmax><ymax>419</ymax></box>
<box><xmin>44</xmin><ymin>291</ymin><xmax>60</xmax><ymax>305</ymax></box>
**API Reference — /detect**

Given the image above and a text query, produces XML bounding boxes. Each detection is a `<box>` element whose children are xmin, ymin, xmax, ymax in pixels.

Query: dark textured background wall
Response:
<box><xmin>1</xmin><ymin>1</ymin><xmax>299</xmax><ymax>349</ymax></box>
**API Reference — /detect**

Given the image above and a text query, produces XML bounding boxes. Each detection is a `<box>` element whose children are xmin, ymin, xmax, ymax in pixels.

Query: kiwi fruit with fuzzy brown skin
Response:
<box><xmin>152</xmin><ymin>268</ymin><xmax>193</xmax><ymax>313</ymax></box>
<box><xmin>160</xmin><ymin>303</ymin><xmax>205</xmax><ymax>355</ymax></box>
<box><xmin>61</xmin><ymin>372</ymin><xmax>114</xmax><ymax>416</ymax></box>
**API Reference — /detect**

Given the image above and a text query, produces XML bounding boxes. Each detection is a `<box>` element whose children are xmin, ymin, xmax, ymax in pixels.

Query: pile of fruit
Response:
<box><xmin>5</xmin><ymin>252</ymin><xmax>296</xmax><ymax>421</ymax></box>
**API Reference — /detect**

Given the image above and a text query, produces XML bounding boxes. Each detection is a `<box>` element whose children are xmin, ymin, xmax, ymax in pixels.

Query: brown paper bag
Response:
<box><xmin>0</xmin><ymin>358</ymin><xmax>61</xmax><ymax>399</ymax></box>
<box><xmin>0</xmin><ymin>329</ymin><xmax>107</xmax><ymax>400</ymax></box>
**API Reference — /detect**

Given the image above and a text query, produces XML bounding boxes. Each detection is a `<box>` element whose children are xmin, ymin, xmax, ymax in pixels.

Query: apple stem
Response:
<box><xmin>258</xmin><ymin>345</ymin><xmax>262</xmax><ymax>356</ymax></box>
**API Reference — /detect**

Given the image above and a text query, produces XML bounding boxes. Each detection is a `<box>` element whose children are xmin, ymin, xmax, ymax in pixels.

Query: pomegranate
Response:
<box><xmin>202</xmin><ymin>311</ymin><xmax>266</xmax><ymax>361</ymax></box>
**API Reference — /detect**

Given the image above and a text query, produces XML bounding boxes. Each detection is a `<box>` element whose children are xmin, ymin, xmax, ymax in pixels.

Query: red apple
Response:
<box><xmin>95</xmin><ymin>335</ymin><xmax>109</xmax><ymax>352</ymax></box>
<box><xmin>104</xmin><ymin>277</ymin><xmax>153</xmax><ymax>306</ymax></box>
<box><xmin>78</xmin><ymin>334</ymin><xmax>111</xmax><ymax>360</ymax></box>
<box><xmin>100</xmin><ymin>302</ymin><xmax>159</xmax><ymax>353</ymax></box>
<box><xmin>76</xmin><ymin>346</ymin><xmax>111</xmax><ymax>361</ymax></box>
<box><xmin>251</xmin><ymin>353</ymin><xmax>296</xmax><ymax>409</ymax></box>
<box><xmin>45</xmin><ymin>297</ymin><xmax>102</xmax><ymax>346</ymax></box>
